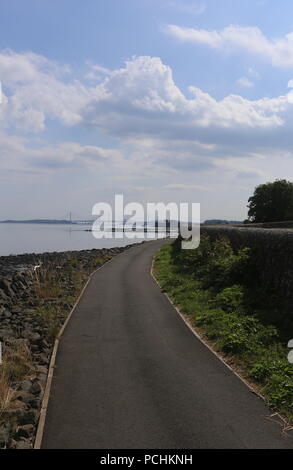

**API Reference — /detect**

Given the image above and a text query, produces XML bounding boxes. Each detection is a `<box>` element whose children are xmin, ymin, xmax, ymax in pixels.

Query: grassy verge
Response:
<box><xmin>154</xmin><ymin>238</ymin><xmax>293</xmax><ymax>425</ymax></box>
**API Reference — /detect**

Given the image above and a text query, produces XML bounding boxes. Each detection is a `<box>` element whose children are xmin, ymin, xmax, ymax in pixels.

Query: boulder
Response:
<box><xmin>0</xmin><ymin>425</ymin><xmax>10</xmax><ymax>447</ymax></box>
<box><xmin>16</xmin><ymin>424</ymin><xmax>34</xmax><ymax>439</ymax></box>
<box><xmin>0</xmin><ymin>279</ymin><xmax>15</xmax><ymax>297</ymax></box>
<box><xmin>15</xmin><ymin>438</ymin><xmax>32</xmax><ymax>449</ymax></box>
<box><xmin>19</xmin><ymin>409</ymin><xmax>39</xmax><ymax>425</ymax></box>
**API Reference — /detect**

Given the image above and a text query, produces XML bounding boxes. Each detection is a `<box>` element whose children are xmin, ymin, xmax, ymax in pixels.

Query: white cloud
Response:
<box><xmin>1</xmin><ymin>50</ymin><xmax>293</xmax><ymax>187</ymax></box>
<box><xmin>213</xmin><ymin>156</ymin><xmax>266</xmax><ymax>177</ymax></box>
<box><xmin>0</xmin><ymin>49</ymin><xmax>92</xmax><ymax>132</ymax></box>
<box><xmin>0</xmin><ymin>130</ymin><xmax>121</xmax><ymax>174</ymax></box>
<box><xmin>29</xmin><ymin>142</ymin><xmax>121</xmax><ymax>170</ymax></box>
<box><xmin>165</xmin><ymin>24</ymin><xmax>293</xmax><ymax>67</ymax></box>
<box><xmin>165</xmin><ymin>183</ymin><xmax>213</xmax><ymax>191</ymax></box>
<box><xmin>82</xmin><ymin>55</ymin><xmax>288</xmax><ymax>135</ymax></box>
<box><xmin>85</xmin><ymin>63</ymin><xmax>112</xmax><ymax>81</ymax></box>
<box><xmin>1</xmin><ymin>50</ymin><xmax>289</xmax><ymax>142</ymax></box>
<box><xmin>0</xmin><ymin>49</ymin><xmax>69</xmax><ymax>83</ymax></box>
<box><xmin>236</xmin><ymin>77</ymin><xmax>255</xmax><ymax>88</ymax></box>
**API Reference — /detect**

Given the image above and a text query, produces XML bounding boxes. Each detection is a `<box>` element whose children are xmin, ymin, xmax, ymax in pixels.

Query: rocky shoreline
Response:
<box><xmin>0</xmin><ymin>244</ymin><xmax>135</xmax><ymax>449</ymax></box>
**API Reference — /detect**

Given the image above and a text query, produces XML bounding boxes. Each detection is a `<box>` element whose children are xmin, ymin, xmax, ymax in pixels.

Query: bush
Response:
<box><xmin>195</xmin><ymin>309</ymin><xmax>278</xmax><ymax>355</ymax></box>
<box><xmin>173</xmin><ymin>235</ymin><xmax>250</xmax><ymax>291</ymax></box>
<box><xmin>213</xmin><ymin>285</ymin><xmax>245</xmax><ymax>313</ymax></box>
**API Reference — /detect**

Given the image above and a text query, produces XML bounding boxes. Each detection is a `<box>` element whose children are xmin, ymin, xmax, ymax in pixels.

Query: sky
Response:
<box><xmin>1</xmin><ymin>0</ymin><xmax>293</xmax><ymax>221</ymax></box>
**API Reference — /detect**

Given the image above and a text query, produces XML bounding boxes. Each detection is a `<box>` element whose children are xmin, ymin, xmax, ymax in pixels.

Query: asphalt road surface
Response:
<box><xmin>42</xmin><ymin>239</ymin><xmax>293</xmax><ymax>449</ymax></box>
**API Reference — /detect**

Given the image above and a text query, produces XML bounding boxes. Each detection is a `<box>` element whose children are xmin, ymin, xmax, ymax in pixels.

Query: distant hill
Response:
<box><xmin>204</xmin><ymin>219</ymin><xmax>243</xmax><ymax>225</ymax></box>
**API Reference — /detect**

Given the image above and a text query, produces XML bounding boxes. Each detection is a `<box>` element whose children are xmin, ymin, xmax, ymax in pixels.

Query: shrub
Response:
<box><xmin>172</xmin><ymin>235</ymin><xmax>250</xmax><ymax>291</ymax></box>
<box><xmin>213</xmin><ymin>285</ymin><xmax>245</xmax><ymax>313</ymax></box>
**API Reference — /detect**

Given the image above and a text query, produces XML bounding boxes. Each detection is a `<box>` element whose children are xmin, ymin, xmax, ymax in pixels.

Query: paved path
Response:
<box><xmin>42</xmin><ymin>240</ymin><xmax>293</xmax><ymax>449</ymax></box>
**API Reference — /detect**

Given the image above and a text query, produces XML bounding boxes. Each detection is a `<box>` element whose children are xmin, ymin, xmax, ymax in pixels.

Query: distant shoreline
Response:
<box><xmin>0</xmin><ymin>219</ymin><xmax>77</xmax><ymax>225</ymax></box>
<box><xmin>0</xmin><ymin>219</ymin><xmax>244</xmax><ymax>225</ymax></box>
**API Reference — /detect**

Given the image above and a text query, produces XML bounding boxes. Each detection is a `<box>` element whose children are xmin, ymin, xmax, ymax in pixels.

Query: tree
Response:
<box><xmin>247</xmin><ymin>180</ymin><xmax>293</xmax><ymax>223</ymax></box>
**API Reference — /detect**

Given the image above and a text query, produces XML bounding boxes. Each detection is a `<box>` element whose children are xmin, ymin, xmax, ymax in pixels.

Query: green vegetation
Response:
<box><xmin>36</xmin><ymin>306</ymin><xmax>61</xmax><ymax>341</ymax></box>
<box><xmin>154</xmin><ymin>237</ymin><xmax>293</xmax><ymax>423</ymax></box>
<box><xmin>35</xmin><ymin>279</ymin><xmax>62</xmax><ymax>299</ymax></box>
<box><xmin>247</xmin><ymin>179</ymin><xmax>293</xmax><ymax>223</ymax></box>
<box><xmin>32</xmin><ymin>259</ymin><xmax>92</xmax><ymax>342</ymax></box>
<box><xmin>31</xmin><ymin>252</ymin><xmax>116</xmax><ymax>346</ymax></box>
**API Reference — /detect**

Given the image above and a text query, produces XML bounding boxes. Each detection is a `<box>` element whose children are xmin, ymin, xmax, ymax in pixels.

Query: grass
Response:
<box><xmin>35</xmin><ymin>280</ymin><xmax>62</xmax><ymax>299</ymax></box>
<box><xmin>0</xmin><ymin>372</ymin><xmax>16</xmax><ymax>415</ymax></box>
<box><xmin>95</xmin><ymin>255</ymin><xmax>112</xmax><ymax>264</ymax></box>
<box><xmin>2</xmin><ymin>340</ymin><xmax>33</xmax><ymax>382</ymax></box>
<box><xmin>31</xmin><ymin>253</ymin><xmax>116</xmax><ymax>343</ymax></box>
<box><xmin>36</xmin><ymin>306</ymin><xmax>61</xmax><ymax>341</ymax></box>
<box><xmin>0</xmin><ymin>341</ymin><xmax>33</xmax><ymax>422</ymax></box>
<box><xmin>154</xmin><ymin>240</ymin><xmax>293</xmax><ymax>424</ymax></box>
<box><xmin>32</xmin><ymin>261</ymin><xmax>88</xmax><ymax>341</ymax></box>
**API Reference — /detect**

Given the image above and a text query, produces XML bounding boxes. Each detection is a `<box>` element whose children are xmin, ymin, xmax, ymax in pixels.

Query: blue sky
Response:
<box><xmin>1</xmin><ymin>0</ymin><xmax>293</xmax><ymax>220</ymax></box>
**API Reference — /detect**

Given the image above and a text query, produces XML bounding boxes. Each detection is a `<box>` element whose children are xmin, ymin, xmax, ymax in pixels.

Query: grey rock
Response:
<box><xmin>6</xmin><ymin>438</ymin><xmax>17</xmax><ymax>449</ymax></box>
<box><xmin>16</xmin><ymin>424</ymin><xmax>34</xmax><ymax>438</ymax></box>
<box><xmin>0</xmin><ymin>425</ymin><xmax>10</xmax><ymax>446</ymax></box>
<box><xmin>36</xmin><ymin>365</ymin><xmax>48</xmax><ymax>375</ymax></box>
<box><xmin>0</xmin><ymin>289</ymin><xmax>8</xmax><ymax>301</ymax></box>
<box><xmin>19</xmin><ymin>409</ymin><xmax>39</xmax><ymax>425</ymax></box>
<box><xmin>3</xmin><ymin>310</ymin><xmax>12</xmax><ymax>318</ymax></box>
<box><xmin>27</xmin><ymin>398</ymin><xmax>40</xmax><ymax>409</ymax></box>
<box><xmin>16</xmin><ymin>391</ymin><xmax>35</xmax><ymax>404</ymax></box>
<box><xmin>18</xmin><ymin>379</ymin><xmax>32</xmax><ymax>392</ymax></box>
<box><xmin>37</xmin><ymin>353</ymin><xmax>50</xmax><ymax>365</ymax></box>
<box><xmin>0</xmin><ymin>278</ymin><xmax>15</xmax><ymax>297</ymax></box>
<box><xmin>29</xmin><ymin>332</ymin><xmax>41</xmax><ymax>343</ymax></box>
<box><xmin>15</xmin><ymin>438</ymin><xmax>32</xmax><ymax>449</ymax></box>
<box><xmin>37</xmin><ymin>373</ymin><xmax>48</xmax><ymax>387</ymax></box>
<box><xmin>2</xmin><ymin>407</ymin><xmax>24</xmax><ymax>422</ymax></box>
<box><xmin>0</xmin><ymin>328</ymin><xmax>14</xmax><ymax>340</ymax></box>
<box><xmin>30</xmin><ymin>380</ymin><xmax>42</xmax><ymax>395</ymax></box>
<box><xmin>11</xmin><ymin>306</ymin><xmax>21</xmax><ymax>314</ymax></box>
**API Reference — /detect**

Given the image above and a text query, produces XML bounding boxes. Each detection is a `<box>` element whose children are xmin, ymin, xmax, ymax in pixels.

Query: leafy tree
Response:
<box><xmin>247</xmin><ymin>179</ymin><xmax>293</xmax><ymax>223</ymax></box>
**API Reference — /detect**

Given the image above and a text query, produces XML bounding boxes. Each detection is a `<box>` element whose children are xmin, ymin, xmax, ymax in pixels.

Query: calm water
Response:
<box><xmin>0</xmin><ymin>223</ymin><xmax>154</xmax><ymax>256</ymax></box>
